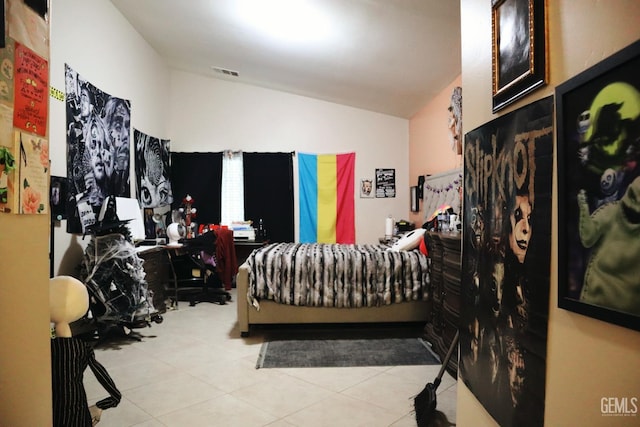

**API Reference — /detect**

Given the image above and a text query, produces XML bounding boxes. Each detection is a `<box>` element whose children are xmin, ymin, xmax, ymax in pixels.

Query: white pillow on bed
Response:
<box><xmin>389</xmin><ymin>228</ymin><xmax>426</xmax><ymax>251</ymax></box>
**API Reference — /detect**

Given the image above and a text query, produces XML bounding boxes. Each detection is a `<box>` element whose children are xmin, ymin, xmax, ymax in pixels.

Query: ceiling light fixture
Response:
<box><xmin>234</xmin><ymin>0</ymin><xmax>334</xmax><ymax>46</ymax></box>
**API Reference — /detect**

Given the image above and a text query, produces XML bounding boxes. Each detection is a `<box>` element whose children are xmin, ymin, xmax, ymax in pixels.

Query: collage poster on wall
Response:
<box><xmin>13</xmin><ymin>41</ymin><xmax>47</xmax><ymax>136</ymax></box>
<box><xmin>15</xmin><ymin>130</ymin><xmax>48</xmax><ymax>214</ymax></box>
<box><xmin>65</xmin><ymin>64</ymin><xmax>131</xmax><ymax>232</ymax></box>
<box><xmin>133</xmin><ymin>128</ymin><xmax>173</xmax><ymax>209</ymax></box>
<box><xmin>460</xmin><ymin>96</ymin><xmax>553</xmax><ymax>427</ymax></box>
<box><xmin>375</xmin><ymin>168</ymin><xmax>395</xmax><ymax>198</ymax></box>
<box><xmin>0</xmin><ymin>104</ymin><xmax>16</xmax><ymax>213</ymax></box>
<box><xmin>0</xmin><ymin>38</ymin><xmax>14</xmax><ymax>104</ymax></box>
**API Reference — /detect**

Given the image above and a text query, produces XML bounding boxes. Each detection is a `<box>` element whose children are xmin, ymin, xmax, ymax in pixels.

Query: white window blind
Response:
<box><xmin>221</xmin><ymin>150</ymin><xmax>244</xmax><ymax>225</ymax></box>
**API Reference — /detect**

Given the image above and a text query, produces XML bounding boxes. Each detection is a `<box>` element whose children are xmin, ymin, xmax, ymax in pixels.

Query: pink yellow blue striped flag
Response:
<box><xmin>299</xmin><ymin>152</ymin><xmax>355</xmax><ymax>243</ymax></box>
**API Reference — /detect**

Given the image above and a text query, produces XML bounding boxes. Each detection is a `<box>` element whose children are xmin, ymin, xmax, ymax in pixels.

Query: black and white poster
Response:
<box><xmin>460</xmin><ymin>96</ymin><xmax>553</xmax><ymax>427</ymax></box>
<box><xmin>375</xmin><ymin>168</ymin><xmax>395</xmax><ymax>198</ymax></box>
<box><xmin>65</xmin><ymin>64</ymin><xmax>131</xmax><ymax>232</ymax></box>
<box><xmin>134</xmin><ymin>129</ymin><xmax>172</xmax><ymax>208</ymax></box>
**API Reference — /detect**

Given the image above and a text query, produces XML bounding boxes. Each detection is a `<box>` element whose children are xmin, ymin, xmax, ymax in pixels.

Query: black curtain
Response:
<box><xmin>243</xmin><ymin>152</ymin><xmax>294</xmax><ymax>243</ymax></box>
<box><xmin>170</xmin><ymin>152</ymin><xmax>222</xmax><ymax>225</ymax></box>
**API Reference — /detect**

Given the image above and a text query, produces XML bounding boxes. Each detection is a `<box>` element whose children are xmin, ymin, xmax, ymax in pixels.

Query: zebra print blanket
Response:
<box><xmin>246</xmin><ymin>243</ymin><xmax>430</xmax><ymax>308</ymax></box>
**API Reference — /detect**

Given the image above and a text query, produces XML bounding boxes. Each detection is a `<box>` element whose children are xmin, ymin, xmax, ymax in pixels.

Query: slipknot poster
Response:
<box><xmin>460</xmin><ymin>96</ymin><xmax>553</xmax><ymax>427</ymax></box>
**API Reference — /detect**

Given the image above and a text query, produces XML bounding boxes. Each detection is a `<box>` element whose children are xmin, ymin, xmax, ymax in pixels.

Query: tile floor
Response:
<box><xmin>84</xmin><ymin>290</ymin><xmax>457</xmax><ymax>427</ymax></box>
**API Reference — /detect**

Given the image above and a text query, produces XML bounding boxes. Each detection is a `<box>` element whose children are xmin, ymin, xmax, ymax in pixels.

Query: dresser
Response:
<box><xmin>424</xmin><ymin>231</ymin><xmax>461</xmax><ymax>378</ymax></box>
<box><xmin>137</xmin><ymin>246</ymin><xmax>175</xmax><ymax>312</ymax></box>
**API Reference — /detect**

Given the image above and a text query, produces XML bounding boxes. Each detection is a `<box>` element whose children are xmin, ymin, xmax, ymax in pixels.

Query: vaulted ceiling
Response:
<box><xmin>110</xmin><ymin>0</ymin><xmax>461</xmax><ymax>118</ymax></box>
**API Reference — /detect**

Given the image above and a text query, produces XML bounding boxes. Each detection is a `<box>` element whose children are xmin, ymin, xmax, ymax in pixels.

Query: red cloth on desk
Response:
<box><xmin>214</xmin><ymin>228</ymin><xmax>237</xmax><ymax>290</ymax></box>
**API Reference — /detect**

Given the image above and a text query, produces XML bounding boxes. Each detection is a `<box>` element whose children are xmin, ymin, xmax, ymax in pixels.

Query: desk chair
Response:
<box><xmin>167</xmin><ymin>232</ymin><xmax>232</xmax><ymax>306</ymax></box>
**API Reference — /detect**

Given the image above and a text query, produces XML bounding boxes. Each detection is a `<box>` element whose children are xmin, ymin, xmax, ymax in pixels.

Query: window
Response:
<box><xmin>220</xmin><ymin>150</ymin><xmax>244</xmax><ymax>225</ymax></box>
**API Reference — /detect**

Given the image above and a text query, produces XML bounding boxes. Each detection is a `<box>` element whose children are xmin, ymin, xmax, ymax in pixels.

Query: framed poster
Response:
<box><xmin>461</xmin><ymin>96</ymin><xmax>553</xmax><ymax>426</ymax></box>
<box><xmin>375</xmin><ymin>168</ymin><xmax>395</xmax><ymax>198</ymax></box>
<box><xmin>556</xmin><ymin>39</ymin><xmax>640</xmax><ymax>332</ymax></box>
<box><xmin>491</xmin><ymin>0</ymin><xmax>547</xmax><ymax>112</ymax></box>
<box><xmin>359</xmin><ymin>178</ymin><xmax>373</xmax><ymax>198</ymax></box>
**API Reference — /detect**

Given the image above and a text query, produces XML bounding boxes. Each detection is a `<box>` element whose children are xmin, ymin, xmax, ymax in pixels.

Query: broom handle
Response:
<box><xmin>434</xmin><ymin>330</ymin><xmax>460</xmax><ymax>385</ymax></box>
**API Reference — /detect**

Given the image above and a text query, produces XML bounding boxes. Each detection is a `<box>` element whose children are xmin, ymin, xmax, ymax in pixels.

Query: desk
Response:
<box><xmin>234</xmin><ymin>240</ymin><xmax>268</xmax><ymax>267</ymax></box>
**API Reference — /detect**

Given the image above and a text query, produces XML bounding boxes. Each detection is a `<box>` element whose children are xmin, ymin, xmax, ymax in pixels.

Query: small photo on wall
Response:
<box><xmin>50</xmin><ymin>175</ymin><xmax>68</xmax><ymax>220</ymax></box>
<box><xmin>360</xmin><ymin>178</ymin><xmax>373</xmax><ymax>198</ymax></box>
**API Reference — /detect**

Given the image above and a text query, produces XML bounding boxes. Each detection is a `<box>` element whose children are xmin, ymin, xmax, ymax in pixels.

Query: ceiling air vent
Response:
<box><xmin>211</xmin><ymin>66</ymin><xmax>239</xmax><ymax>77</ymax></box>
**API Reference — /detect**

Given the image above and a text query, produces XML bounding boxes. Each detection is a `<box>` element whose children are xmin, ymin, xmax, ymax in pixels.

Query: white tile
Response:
<box><xmin>432</xmin><ymin>384</ymin><xmax>457</xmax><ymax>423</ymax></box>
<box><xmin>283</xmin><ymin>393</ymin><xmax>401</xmax><ymax>427</ymax></box>
<box><xmin>85</xmin><ymin>397</ymin><xmax>153</xmax><ymax>427</ymax></box>
<box><xmin>86</xmin><ymin>357</ymin><xmax>180</xmax><ymax>393</ymax></box>
<box><xmin>264</xmin><ymin>419</ymin><xmax>298</xmax><ymax>426</ymax></box>
<box><xmin>390</xmin><ymin>412</ymin><xmax>422</xmax><ymax>427</ymax></box>
<box><xmin>274</xmin><ymin>366</ymin><xmax>382</xmax><ymax>392</ymax></box>
<box><xmin>124</xmin><ymin>373</ymin><xmax>226</xmax><ymax>417</ymax></box>
<box><xmin>91</xmin><ymin>343</ymin><xmax>152</xmax><ymax>369</ymax></box>
<box><xmin>157</xmin><ymin>393</ymin><xmax>277</xmax><ymax>427</ymax></box>
<box><xmin>130</xmin><ymin>420</ymin><xmax>168</xmax><ymax>427</ymax></box>
<box><xmin>342</xmin><ymin>371</ymin><xmax>425</xmax><ymax>417</ymax></box>
<box><xmin>189</xmin><ymin>357</ymin><xmax>283</xmax><ymax>393</ymax></box>
<box><xmin>230</xmin><ymin>372</ymin><xmax>333</xmax><ymax>418</ymax></box>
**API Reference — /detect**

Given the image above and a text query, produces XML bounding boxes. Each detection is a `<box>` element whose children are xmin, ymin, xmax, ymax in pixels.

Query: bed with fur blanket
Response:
<box><xmin>236</xmin><ymin>167</ymin><xmax>462</xmax><ymax>337</ymax></box>
<box><xmin>237</xmin><ymin>242</ymin><xmax>431</xmax><ymax>336</ymax></box>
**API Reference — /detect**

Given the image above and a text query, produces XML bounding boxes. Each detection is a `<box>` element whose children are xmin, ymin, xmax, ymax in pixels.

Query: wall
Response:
<box><xmin>49</xmin><ymin>0</ymin><xmax>171</xmax><ymax>275</ymax></box>
<box><xmin>409</xmin><ymin>76</ymin><xmax>463</xmax><ymax>226</ymax></box>
<box><xmin>0</xmin><ymin>0</ymin><xmax>170</xmax><ymax>423</ymax></box>
<box><xmin>453</xmin><ymin>1</ymin><xmax>640</xmax><ymax>426</ymax></box>
<box><xmin>48</xmin><ymin>1</ymin><xmax>412</xmax><ymax>279</ymax></box>
<box><xmin>0</xmin><ymin>1</ymin><xmax>51</xmax><ymax>425</ymax></box>
<box><xmin>168</xmin><ymin>70</ymin><xmax>410</xmax><ymax>244</ymax></box>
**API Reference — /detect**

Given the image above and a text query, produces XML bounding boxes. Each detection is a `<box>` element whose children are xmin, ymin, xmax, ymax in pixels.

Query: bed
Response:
<box><xmin>236</xmin><ymin>168</ymin><xmax>463</xmax><ymax>337</ymax></box>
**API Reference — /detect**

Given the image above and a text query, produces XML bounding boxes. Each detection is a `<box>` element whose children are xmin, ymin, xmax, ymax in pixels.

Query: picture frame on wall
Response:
<box><xmin>556</xmin><ymin>39</ymin><xmax>640</xmax><ymax>332</ymax></box>
<box><xmin>50</xmin><ymin>175</ymin><xmax>68</xmax><ymax>221</ymax></box>
<box><xmin>491</xmin><ymin>0</ymin><xmax>547</xmax><ymax>113</ymax></box>
<box><xmin>360</xmin><ymin>178</ymin><xmax>374</xmax><ymax>198</ymax></box>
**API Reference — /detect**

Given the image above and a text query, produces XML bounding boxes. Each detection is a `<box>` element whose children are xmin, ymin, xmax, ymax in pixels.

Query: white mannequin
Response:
<box><xmin>50</xmin><ymin>275</ymin><xmax>89</xmax><ymax>338</ymax></box>
<box><xmin>50</xmin><ymin>276</ymin><xmax>120</xmax><ymax>426</ymax></box>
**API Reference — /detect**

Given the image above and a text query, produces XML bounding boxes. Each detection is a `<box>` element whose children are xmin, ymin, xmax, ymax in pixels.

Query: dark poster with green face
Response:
<box><xmin>461</xmin><ymin>96</ymin><xmax>553</xmax><ymax>427</ymax></box>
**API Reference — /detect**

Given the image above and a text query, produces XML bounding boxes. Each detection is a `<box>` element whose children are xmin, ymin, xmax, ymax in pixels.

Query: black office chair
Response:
<box><xmin>167</xmin><ymin>231</ymin><xmax>232</xmax><ymax>306</ymax></box>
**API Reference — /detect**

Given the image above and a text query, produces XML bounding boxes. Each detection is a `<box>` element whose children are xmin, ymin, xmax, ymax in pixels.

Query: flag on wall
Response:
<box><xmin>299</xmin><ymin>152</ymin><xmax>355</xmax><ymax>243</ymax></box>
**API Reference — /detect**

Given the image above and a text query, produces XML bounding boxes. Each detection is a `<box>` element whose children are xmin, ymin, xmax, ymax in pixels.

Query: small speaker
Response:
<box><xmin>417</xmin><ymin>175</ymin><xmax>425</xmax><ymax>199</ymax></box>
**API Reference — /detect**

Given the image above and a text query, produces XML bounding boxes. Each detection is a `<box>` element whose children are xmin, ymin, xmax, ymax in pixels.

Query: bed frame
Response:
<box><xmin>236</xmin><ymin>265</ymin><xmax>430</xmax><ymax>337</ymax></box>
